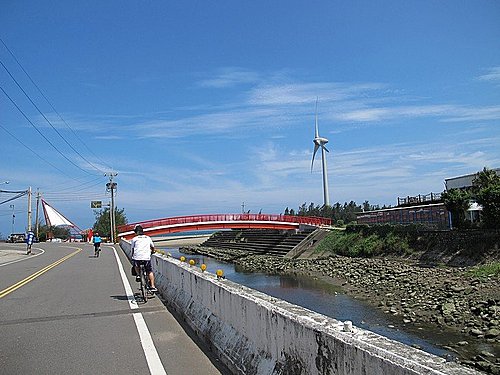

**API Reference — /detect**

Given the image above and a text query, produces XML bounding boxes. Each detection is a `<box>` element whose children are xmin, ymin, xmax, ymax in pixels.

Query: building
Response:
<box><xmin>356</xmin><ymin>203</ymin><xmax>449</xmax><ymax>228</ymax></box>
<box><xmin>356</xmin><ymin>169</ymin><xmax>499</xmax><ymax>228</ymax></box>
<box><xmin>445</xmin><ymin>168</ymin><xmax>500</xmax><ymax>190</ymax></box>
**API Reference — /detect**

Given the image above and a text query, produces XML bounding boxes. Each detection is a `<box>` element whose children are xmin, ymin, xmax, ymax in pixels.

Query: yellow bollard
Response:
<box><xmin>180</xmin><ymin>256</ymin><xmax>186</xmax><ymax>262</ymax></box>
<box><xmin>216</xmin><ymin>269</ymin><xmax>224</xmax><ymax>279</ymax></box>
<box><xmin>200</xmin><ymin>264</ymin><xmax>207</xmax><ymax>272</ymax></box>
<box><xmin>189</xmin><ymin>259</ymin><xmax>195</xmax><ymax>266</ymax></box>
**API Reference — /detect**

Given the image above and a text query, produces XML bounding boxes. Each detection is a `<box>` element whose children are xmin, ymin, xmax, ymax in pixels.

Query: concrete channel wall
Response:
<box><xmin>120</xmin><ymin>240</ymin><xmax>479</xmax><ymax>375</ymax></box>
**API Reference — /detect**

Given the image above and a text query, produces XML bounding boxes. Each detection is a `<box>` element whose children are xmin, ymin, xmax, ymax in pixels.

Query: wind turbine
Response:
<box><xmin>311</xmin><ymin>99</ymin><xmax>330</xmax><ymax>206</ymax></box>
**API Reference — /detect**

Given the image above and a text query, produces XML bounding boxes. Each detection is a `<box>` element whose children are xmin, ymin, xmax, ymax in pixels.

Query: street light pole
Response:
<box><xmin>9</xmin><ymin>204</ymin><xmax>15</xmax><ymax>234</ymax></box>
<box><xmin>27</xmin><ymin>186</ymin><xmax>32</xmax><ymax>232</ymax></box>
<box><xmin>35</xmin><ymin>189</ymin><xmax>41</xmax><ymax>239</ymax></box>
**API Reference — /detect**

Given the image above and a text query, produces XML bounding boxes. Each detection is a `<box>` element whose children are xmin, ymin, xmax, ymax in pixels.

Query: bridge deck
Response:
<box><xmin>118</xmin><ymin>213</ymin><xmax>331</xmax><ymax>239</ymax></box>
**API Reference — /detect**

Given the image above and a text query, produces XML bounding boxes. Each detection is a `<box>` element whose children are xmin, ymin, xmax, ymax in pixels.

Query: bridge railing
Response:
<box><xmin>118</xmin><ymin>213</ymin><xmax>331</xmax><ymax>234</ymax></box>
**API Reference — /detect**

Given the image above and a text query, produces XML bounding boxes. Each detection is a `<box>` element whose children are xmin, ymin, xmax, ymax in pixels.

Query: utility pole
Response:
<box><xmin>241</xmin><ymin>202</ymin><xmax>245</xmax><ymax>214</ymax></box>
<box><xmin>10</xmin><ymin>204</ymin><xmax>15</xmax><ymax>234</ymax></box>
<box><xmin>27</xmin><ymin>186</ymin><xmax>32</xmax><ymax>232</ymax></box>
<box><xmin>35</xmin><ymin>189</ymin><xmax>41</xmax><ymax>238</ymax></box>
<box><xmin>105</xmin><ymin>172</ymin><xmax>117</xmax><ymax>243</ymax></box>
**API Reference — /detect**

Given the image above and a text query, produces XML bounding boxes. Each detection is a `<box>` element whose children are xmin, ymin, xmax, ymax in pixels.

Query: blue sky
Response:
<box><xmin>1</xmin><ymin>1</ymin><xmax>499</xmax><ymax>236</ymax></box>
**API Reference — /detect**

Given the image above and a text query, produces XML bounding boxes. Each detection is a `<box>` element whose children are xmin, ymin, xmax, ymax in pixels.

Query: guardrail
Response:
<box><xmin>397</xmin><ymin>192</ymin><xmax>442</xmax><ymax>206</ymax></box>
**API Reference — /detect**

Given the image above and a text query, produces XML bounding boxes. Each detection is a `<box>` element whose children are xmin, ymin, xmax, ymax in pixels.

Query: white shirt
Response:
<box><xmin>131</xmin><ymin>234</ymin><xmax>154</xmax><ymax>260</ymax></box>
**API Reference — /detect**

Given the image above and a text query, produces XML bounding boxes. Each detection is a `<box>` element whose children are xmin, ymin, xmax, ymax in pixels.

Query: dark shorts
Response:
<box><xmin>133</xmin><ymin>260</ymin><xmax>152</xmax><ymax>273</ymax></box>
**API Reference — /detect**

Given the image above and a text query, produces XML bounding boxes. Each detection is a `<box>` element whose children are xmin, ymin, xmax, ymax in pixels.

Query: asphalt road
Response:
<box><xmin>0</xmin><ymin>242</ymin><xmax>228</xmax><ymax>375</ymax></box>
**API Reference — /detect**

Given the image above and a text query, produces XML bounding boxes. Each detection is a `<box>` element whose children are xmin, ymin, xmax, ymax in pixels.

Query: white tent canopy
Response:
<box><xmin>41</xmin><ymin>199</ymin><xmax>77</xmax><ymax>227</ymax></box>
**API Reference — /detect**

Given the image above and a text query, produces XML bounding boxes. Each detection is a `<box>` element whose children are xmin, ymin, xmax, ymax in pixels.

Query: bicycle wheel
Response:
<box><xmin>140</xmin><ymin>266</ymin><xmax>148</xmax><ymax>302</ymax></box>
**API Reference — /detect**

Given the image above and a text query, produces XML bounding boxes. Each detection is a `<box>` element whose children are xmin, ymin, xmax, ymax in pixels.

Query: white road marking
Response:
<box><xmin>0</xmin><ymin>248</ymin><xmax>45</xmax><ymax>267</ymax></box>
<box><xmin>112</xmin><ymin>246</ymin><xmax>138</xmax><ymax>309</ymax></box>
<box><xmin>133</xmin><ymin>313</ymin><xmax>168</xmax><ymax>375</ymax></box>
<box><xmin>112</xmin><ymin>247</ymin><xmax>166</xmax><ymax>375</ymax></box>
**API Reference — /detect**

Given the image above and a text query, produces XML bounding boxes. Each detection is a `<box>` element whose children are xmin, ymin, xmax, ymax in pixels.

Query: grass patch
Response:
<box><xmin>316</xmin><ymin>230</ymin><xmax>412</xmax><ymax>258</ymax></box>
<box><xmin>468</xmin><ymin>262</ymin><xmax>500</xmax><ymax>279</ymax></box>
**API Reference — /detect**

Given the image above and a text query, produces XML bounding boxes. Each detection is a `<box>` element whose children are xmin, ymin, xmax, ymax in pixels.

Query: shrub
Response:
<box><xmin>317</xmin><ymin>229</ymin><xmax>412</xmax><ymax>257</ymax></box>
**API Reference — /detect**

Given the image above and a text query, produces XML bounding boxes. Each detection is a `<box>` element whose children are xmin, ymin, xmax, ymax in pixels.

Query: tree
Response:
<box><xmin>93</xmin><ymin>207</ymin><xmax>127</xmax><ymax>238</ymax></box>
<box><xmin>441</xmin><ymin>188</ymin><xmax>470</xmax><ymax>229</ymax></box>
<box><xmin>363</xmin><ymin>200</ymin><xmax>371</xmax><ymax>212</ymax></box>
<box><xmin>472</xmin><ymin>167</ymin><xmax>499</xmax><ymax>193</ymax></box>
<box><xmin>472</xmin><ymin>167</ymin><xmax>500</xmax><ymax>229</ymax></box>
<box><xmin>38</xmin><ymin>225</ymin><xmax>70</xmax><ymax>241</ymax></box>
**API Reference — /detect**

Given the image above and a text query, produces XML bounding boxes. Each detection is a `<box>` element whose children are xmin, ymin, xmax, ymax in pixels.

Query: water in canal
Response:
<box><xmin>159</xmin><ymin>246</ymin><xmax>467</xmax><ymax>360</ymax></box>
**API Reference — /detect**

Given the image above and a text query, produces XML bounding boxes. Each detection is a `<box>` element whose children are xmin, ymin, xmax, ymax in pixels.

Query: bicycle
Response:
<box><xmin>136</xmin><ymin>261</ymin><xmax>155</xmax><ymax>303</ymax></box>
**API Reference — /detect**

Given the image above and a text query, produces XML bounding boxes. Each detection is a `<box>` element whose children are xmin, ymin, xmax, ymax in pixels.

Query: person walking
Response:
<box><xmin>131</xmin><ymin>225</ymin><xmax>157</xmax><ymax>292</ymax></box>
<box><xmin>26</xmin><ymin>231</ymin><xmax>35</xmax><ymax>255</ymax></box>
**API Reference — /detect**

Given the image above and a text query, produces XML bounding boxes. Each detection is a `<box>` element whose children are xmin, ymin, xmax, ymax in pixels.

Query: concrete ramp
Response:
<box><xmin>285</xmin><ymin>228</ymin><xmax>331</xmax><ymax>259</ymax></box>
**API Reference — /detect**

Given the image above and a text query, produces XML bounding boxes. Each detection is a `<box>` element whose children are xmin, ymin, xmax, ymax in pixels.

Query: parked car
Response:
<box><xmin>8</xmin><ymin>233</ymin><xmax>26</xmax><ymax>243</ymax></box>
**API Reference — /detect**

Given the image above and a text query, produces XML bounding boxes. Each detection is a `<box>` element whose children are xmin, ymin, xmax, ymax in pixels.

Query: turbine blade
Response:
<box><xmin>322</xmin><ymin>145</ymin><xmax>330</xmax><ymax>153</ymax></box>
<box><xmin>311</xmin><ymin>144</ymin><xmax>320</xmax><ymax>171</ymax></box>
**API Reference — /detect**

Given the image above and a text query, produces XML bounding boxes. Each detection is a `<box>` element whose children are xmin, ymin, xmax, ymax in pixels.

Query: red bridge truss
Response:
<box><xmin>118</xmin><ymin>213</ymin><xmax>331</xmax><ymax>240</ymax></box>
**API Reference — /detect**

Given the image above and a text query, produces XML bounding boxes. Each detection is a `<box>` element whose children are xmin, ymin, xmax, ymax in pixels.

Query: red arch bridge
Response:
<box><xmin>118</xmin><ymin>213</ymin><xmax>332</xmax><ymax>240</ymax></box>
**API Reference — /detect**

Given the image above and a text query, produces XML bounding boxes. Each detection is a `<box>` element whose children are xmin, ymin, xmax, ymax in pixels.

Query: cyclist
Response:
<box><xmin>92</xmin><ymin>231</ymin><xmax>102</xmax><ymax>257</ymax></box>
<box><xmin>131</xmin><ymin>224</ymin><xmax>157</xmax><ymax>293</ymax></box>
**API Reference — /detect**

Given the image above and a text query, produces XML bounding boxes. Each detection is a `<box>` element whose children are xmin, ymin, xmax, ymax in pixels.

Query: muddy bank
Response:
<box><xmin>182</xmin><ymin>245</ymin><xmax>500</xmax><ymax>374</ymax></box>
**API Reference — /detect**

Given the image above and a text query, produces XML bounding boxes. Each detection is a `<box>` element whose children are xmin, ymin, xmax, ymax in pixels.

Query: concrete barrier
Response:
<box><xmin>121</xmin><ymin>239</ymin><xmax>479</xmax><ymax>375</ymax></box>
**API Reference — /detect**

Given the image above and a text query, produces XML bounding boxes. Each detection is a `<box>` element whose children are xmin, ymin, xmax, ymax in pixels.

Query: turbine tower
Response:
<box><xmin>311</xmin><ymin>99</ymin><xmax>330</xmax><ymax>206</ymax></box>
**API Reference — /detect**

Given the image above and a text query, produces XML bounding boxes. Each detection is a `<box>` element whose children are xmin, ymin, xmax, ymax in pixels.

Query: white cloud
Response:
<box><xmin>11</xmin><ymin>69</ymin><xmax>498</xmax><ymax>228</ymax></box>
<box><xmin>477</xmin><ymin>67</ymin><xmax>500</xmax><ymax>82</ymax></box>
<box><xmin>198</xmin><ymin>68</ymin><xmax>261</xmax><ymax>88</ymax></box>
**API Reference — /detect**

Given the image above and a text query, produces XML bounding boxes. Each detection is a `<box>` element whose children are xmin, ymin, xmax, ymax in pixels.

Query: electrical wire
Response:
<box><xmin>0</xmin><ymin>122</ymin><xmax>75</xmax><ymax>178</ymax></box>
<box><xmin>42</xmin><ymin>177</ymin><xmax>103</xmax><ymax>194</ymax></box>
<box><xmin>0</xmin><ymin>190</ymin><xmax>28</xmax><ymax>205</ymax></box>
<box><xmin>0</xmin><ymin>37</ymin><xmax>113</xmax><ymax>171</ymax></box>
<box><xmin>0</xmin><ymin>58</ymin><xmax>105</xmax><ymax>174</ymax></box>
<box><xmin>0</xmin><ymin>85</ymin><xmax>94</xmax><ymax>175</ymax></box>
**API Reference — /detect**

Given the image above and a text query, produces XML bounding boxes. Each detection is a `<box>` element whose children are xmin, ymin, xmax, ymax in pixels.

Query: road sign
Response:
<box><xmin>90</xmin><ymin>201</ymin><xmax>102</xmax><ymax>209</ymax></box>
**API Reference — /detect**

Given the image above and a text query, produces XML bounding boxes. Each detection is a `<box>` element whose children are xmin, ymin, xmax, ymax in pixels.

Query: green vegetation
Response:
<box><xmin>441</xmin><ymin>188</ymin><xmax>470</xmax><ymax>228</ymax></box>
<box><xmin>284</xmin><ymin>200</ymin><xmax>389</xmax><ymax>225</ymax></box>
<box><xmin>316</xmin><ymin>230</ymin><xmax>412</xmax><ymax>258</ymax></box>
<box><xmin>442</xmin><ymin>167</ymin><xmax>500</xmax><ymax>229</ymax></box>
<box><xmin>93</xmin><ymin>207</ymin><xmax>127</xmax><ymax>238</ymax></box>
<box><xmin>468</xmin><ymin>262</ymin><xmax>500</xmax><ymax>279</ymax></box>
<box><xmin>37</xmin><ymin>225</ymin><xmax>70</xmax><ymax>241</ymax></box>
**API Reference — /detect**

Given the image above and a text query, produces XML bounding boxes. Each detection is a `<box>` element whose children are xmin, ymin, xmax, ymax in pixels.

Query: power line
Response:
<box><xmin>0</xmin><ymin>123</ymin><xmax>105</xmax><ymax>192</ymax></box>
<box><xmin>0</xmin><ymin>38</ymin><xmax>112</xmax><ymax>172</ymax></box>
<box><xmin>0</xmin><ymin>84</ymin><xmax>94</xmax><ymax>175</ymax></box>
<box><xmin>0</xmin><ymin>37</ymin><xmax>113</xmax><ymax>171</ymax></box>
<box><xmin>0</xmin><ymin>58</ymin><xmax>105</xmax><ymax>174</ymax></box>
<box><xmin>0</xmin><ymin>122</ymin><xmax>75</xmax><ymax>178</ymax></box>
<box><xmin>0</xmin><ymin>190</ymin><xmax>28</xmax><ymax>205</ymax></box>
<box><xmin>42</xmin><ymin>177</ymin><xmax>103</xmax><ymax>194</ymax></box>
